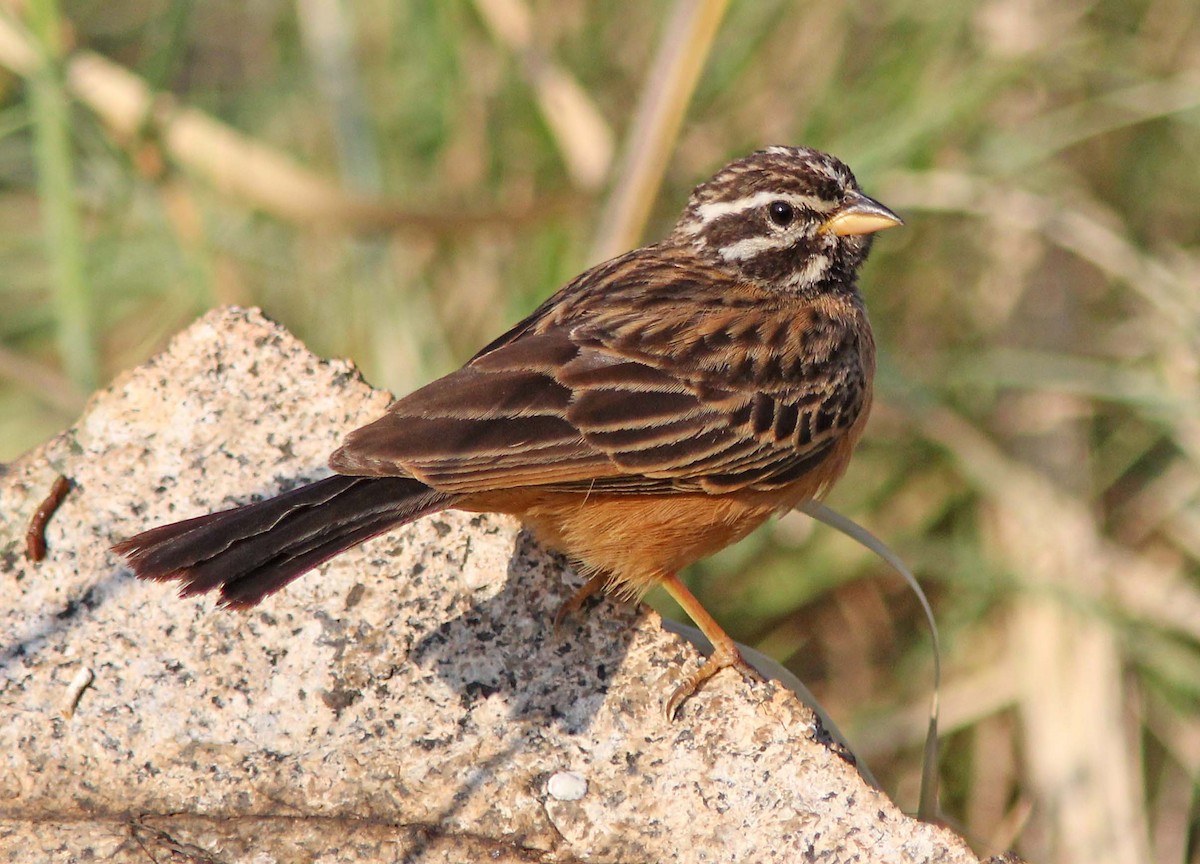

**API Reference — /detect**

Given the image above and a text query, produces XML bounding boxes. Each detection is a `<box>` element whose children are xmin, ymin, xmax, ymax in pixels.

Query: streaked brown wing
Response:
<box><xmin>329</xmin><ymin>250</ymin><xmax>868</xmax><ymax>495</ymax></box>
<box><xmin>330</xmin><ymin>333</ymin><xmax>860</xmax><ymax>497</ymax></box>
<box><xmin>557</xmin><ymin>338</ymin><xmax>842</xmax><ymax>493</ymax></box>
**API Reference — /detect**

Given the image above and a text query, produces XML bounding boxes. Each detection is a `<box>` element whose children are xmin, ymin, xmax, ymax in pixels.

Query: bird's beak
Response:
<box><xmin>820</xmin><ymin>193</ymin><xmax>903</xmax><ymax>237</ymax></box>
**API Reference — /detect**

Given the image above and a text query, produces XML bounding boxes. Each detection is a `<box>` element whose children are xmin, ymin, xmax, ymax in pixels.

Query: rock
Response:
<box><xmin>0</xmin><ymin>307</ymin><xmax>982</xmax><ymax>863</ymax></box>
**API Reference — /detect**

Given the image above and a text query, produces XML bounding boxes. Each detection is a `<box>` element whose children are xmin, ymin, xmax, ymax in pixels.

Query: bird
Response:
<box><xmin>113</xmin><ymin>145</ymin><xmax>902</xmax><ymax>719</ymax></box>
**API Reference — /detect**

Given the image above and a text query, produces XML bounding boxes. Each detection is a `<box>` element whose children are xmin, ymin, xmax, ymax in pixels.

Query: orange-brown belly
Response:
<box><xmin>460</xmin><ymin>489</ymin><xmax>791</xmax><ymax>598</ymax></box>
<box><xmin>456</xmin><ymin>422</ymin><xmax>862</xmax><ymax>598</ymax></box>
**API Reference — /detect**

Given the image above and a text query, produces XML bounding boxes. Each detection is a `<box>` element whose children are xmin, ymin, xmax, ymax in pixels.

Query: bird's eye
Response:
<box><xmin>767</xmin><ymin>200</ymin><xmax>794</xmax><ymax>227</ymax></box>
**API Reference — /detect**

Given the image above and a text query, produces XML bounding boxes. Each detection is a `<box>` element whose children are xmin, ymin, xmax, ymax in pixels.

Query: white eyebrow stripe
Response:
<box><xmin>694</xmin><ymin>190</ymin><xmax>833</xmax><ymax>224</ymax></box>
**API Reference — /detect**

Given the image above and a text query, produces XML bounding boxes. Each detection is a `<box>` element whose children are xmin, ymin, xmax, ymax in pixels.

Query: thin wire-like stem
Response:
<box><xmin>796</xmin><ymin>498</ymin><xmax>943</xmax><ymax>822</ymax></box>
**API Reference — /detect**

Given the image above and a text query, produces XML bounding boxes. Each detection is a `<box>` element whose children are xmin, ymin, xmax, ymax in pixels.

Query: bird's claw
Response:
<box><xmin>663</xmin><ymin>646</ymin><xmax>762</xmax><ymax>721</ymax></box>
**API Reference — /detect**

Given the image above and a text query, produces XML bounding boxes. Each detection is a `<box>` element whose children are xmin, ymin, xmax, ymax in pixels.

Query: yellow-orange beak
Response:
<box><xmin>820</xmin><ymin>193</ymin><xmax>903</xmax><ymax>237</ymax></box>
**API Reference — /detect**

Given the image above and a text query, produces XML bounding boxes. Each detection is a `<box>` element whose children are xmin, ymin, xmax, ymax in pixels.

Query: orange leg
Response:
<box><xmin>660</xmin><ymin>572</ymin><xmax>761</xmax><ymax>720</ymax></box>
<box><xmin>553</xmin><ymin>572</ymin><xmax>607</xmax><ymax>632</ymax></box>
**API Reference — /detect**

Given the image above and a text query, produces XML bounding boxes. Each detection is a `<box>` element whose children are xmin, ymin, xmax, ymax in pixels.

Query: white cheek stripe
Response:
<box><xmin>782</xmin><ymin>253</ymin><xmax>831</xmax><ymax>287</ymax></box>
<box><xmin>694</xmin><ymin>190</ymin><xmax>834</xmax><ymax>224</ymax></box>
<box><xmin>717</xmin><ymin>233</ymin><xmax>799</xmax><ymax>261</ymax></box>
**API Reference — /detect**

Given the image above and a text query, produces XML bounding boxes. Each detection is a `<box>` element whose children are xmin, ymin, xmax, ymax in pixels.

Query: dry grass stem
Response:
<box><xmin>589</xmin><ymin>0</ymin><xmax>730</xmax><ymax>263</ymax></box>
<box><xmin>472</xmin><ymin>0</ymin><xmax>613</xmax><ymax>189</ymax></box>
<box><xmin>0</xmin><ymin>13</ymin><xmax>553</xmax><ymax>234</ymax></box>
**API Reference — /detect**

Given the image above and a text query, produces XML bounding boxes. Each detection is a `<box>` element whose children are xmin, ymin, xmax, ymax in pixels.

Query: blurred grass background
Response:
<box><xmin>1</xmin><ymin>0</ymin><xmax>1198</xmax><ymax>861</ymax></box>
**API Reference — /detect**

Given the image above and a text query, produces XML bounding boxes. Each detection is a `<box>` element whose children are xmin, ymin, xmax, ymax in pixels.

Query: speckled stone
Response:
<box><xmin>0</xmin><ymin>307</ymin><xmax>981</xmax><ymax>863</ymax></box>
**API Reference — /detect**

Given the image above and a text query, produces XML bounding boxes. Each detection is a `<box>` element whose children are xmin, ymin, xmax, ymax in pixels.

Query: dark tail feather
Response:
<box><xmin>113</xmin><ymin>475</ymin><xmax>455</xmax><ymax>608</ymax></box>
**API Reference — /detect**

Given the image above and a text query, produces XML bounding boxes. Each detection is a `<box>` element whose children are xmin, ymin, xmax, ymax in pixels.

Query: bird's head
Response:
<box><xmin>669</xmin><ymin>146</ymin><xmax>902</xmax><ymax>296</ymax></box>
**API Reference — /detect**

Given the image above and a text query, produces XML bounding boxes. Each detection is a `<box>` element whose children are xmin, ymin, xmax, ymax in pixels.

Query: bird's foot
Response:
<box><xmin>663</xmin><ymin>644</ymin><xmax>762</xmax><ymax>721</ymax></box>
